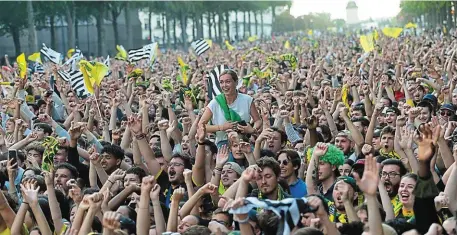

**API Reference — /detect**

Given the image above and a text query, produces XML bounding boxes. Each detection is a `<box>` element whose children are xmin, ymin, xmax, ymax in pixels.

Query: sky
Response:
<box><xmin>290</xmin><ymin>0</ymin><xmax>402</xmax><ymax>21</ymax></box>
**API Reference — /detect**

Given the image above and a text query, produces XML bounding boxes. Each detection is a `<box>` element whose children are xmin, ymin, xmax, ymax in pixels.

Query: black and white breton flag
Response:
<box><xmin>33</xmin><ymin>62</ymin><xmax>44</xmax><ymax>74</ymax></box>
<box><xmin>128</xmin><ymin>44</ymin><xmax>153</xmax><ymax>63</ymax></box>
<box><xmin>63</xmin><ymin>49</ymin><xmax>83</xmax><ymax>70</ymax></box>
<box><xmin>104</xmin><ymin>55</ymin><xmax>112</xmax><ymax>77</ymax></box>
<box><xmin>191</xmin><ymin>39</ymin><xmax>210</xmax><ymax>56</ymax></box>
<box><xmin>40</xmin><ymin>43</ymin><xmax>61</xmax><ymax>65</ymax></box>
<box><xmin>57</xmin><ymin>69</ymin><xmax>89</xmax><ymax>98</ymax></box>
<box><xmin>229</xmin><ymin>197</ymin><xmax>314</xmax><ymax>235</ymax></box>
<box><xmin>206</xmin><ymin>64</ymin><xmax>243</xmax><ymax>100</ymax></box>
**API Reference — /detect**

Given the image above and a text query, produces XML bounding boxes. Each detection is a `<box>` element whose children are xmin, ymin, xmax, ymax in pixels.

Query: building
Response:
<box><xmin>346</xmin><ymin>1</ymin><xmax>359</xmax><ymax>25</ymax></box>
<box><xmin>138</xmin><ymin>7</ymin><xmax>287</xmax><ymax>45</ymax></box>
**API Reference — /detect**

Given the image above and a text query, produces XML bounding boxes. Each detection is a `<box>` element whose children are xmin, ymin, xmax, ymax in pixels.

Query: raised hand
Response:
<box><xmin>434</xmin><ymin>192</ymin><xmax>449</xmax><ymax>211</ymax></box>
<box><xmin>88</xmin><ymin>193</ymin><xmax>104</xmax><ymax>209</ymax></box>
<box><xmin>304</xmin><ymin>115</ymin><xmax>318</xmax><ymax>129</ymax></box>
<box><xmin>257</xmin><ymin>128</ymin><xmax>273</xmax><ymax>142</ymax></box>
<box><xmin>338</xmin><ymin>181</ymin><xmax>351</xmax><ymax>202</ymax></box>
<box><xmin>141</xmin><ymin>175</ymin><xmax>155</xmax><ymax>193</ymax></box>
<box><xmin>354</xmin><ymin>153</ymin><xmax>378</xmax><ymax>196</ymax></box>
<box><xmin>102</xmin><ymin>211</ymin><xmax>121</xmax><ymax>230</ymax></box>
<box><xmin>68</xmin><ymin>179</ymin><xmax>82</xmax><ymax>204</ymax></box>
<box><xmin>241</xmin><ymin>165</ymin><xmax>260</xmax><ymax>183</ymax></box>
<box><xmin>198</xmin><ymin>183</ymin><xmax>218</xmax><ymax>195</ymax></box>
<box><xmin>127</xmin><ymin>114</ymin><xmax>142</xmax><ymax>134</ymax></box>
<box><xmin>69</xmin><ymin>122</ymin><xmax>86</xmax><ymax>140</ymax></box>
<box><xmin>215</xmin><ymin>145</ymin><xmax>229</xmax><ymax>168</ymax></box>
<box><xmin>196</xmin><ymin>123</ymin><xmax>207</xmax><ymax>143</ymax></box>
<box><xmin>150</xmin><ymin>184</ymin><xmax>161</xmax><ymax>201</ymax></box>
<box><xmin>172</xmin><ymin>187</ymin><xmax>185</xmax><ymax>202</ymax></box>
<box><xmin>361</xmin><ymin>144</ymin><xmax>373</xmax><ymax>156</ymax></box>
<box><xmin>239</xmin><ymin>142</ymin><xmax>252</xmax><ymax>154</ymax></box>
<box><xmin>183</xmin><ymin>169</ymin><xmax>193</xmax><ymax>183</ymax></box>
<box><xmin>20</xmin><ymin>182</ymin><xmax>40</xmax><ymax>206</ymax></box>
<box><xmin>416</xmin><ymin>123</ymin><xmax>440</xmax><ymax>161</ymax></box>
<box><xmin>108</xmin><ymin>168</ymin><xmax>126</xmax><ymax>183</ymax></box>
<box><xmin>312</xmin><ymin>142</ymin><xmax>328</xmax><ymax>158</ymax></box>
<box><xmin>157</xmin><ymin>119</ymin><xmax>169</xmax><ymax>131</ymax></box>
<box><xmin>89</xmin><ymin>148</ymin><xmax>102</xmax><ymax>167</ymax></box>
<box><xmin>42</xmin><ymin>170</ymin><xmax>54</xmax><ymax>187</ymax></box>
<box><xmin>37</xmin><ymin>113</ymin><xmax>53</xmax><ymax>124</ymax></box>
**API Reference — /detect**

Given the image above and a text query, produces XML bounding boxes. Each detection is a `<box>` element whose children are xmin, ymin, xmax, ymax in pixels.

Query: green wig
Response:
<box><xmin>310</xmin><ymin>144</ymin><xmax>344</xmax><ymax>167</ymax></box>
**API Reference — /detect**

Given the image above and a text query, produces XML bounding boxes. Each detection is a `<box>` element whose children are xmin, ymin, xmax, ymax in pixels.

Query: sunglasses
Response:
<box><xmin>278</xmin><ymin>159</ymin><xmax>289</xmax><ymax>166</ymax></box>
<box><xmin>440</xmin><ymin>110</ymin><xmax>454</xmax><ymax>116</ymax></box>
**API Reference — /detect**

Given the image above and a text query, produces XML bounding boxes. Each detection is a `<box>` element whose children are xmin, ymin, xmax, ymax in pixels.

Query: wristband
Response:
<box><xmin>234</xmin><ymin>214</ymin><xmax>250</xmax><ymax>224</ymax></box>
<box><xmin>135</xmin><ymin>133</ymin><xmax>146</xmax><ymax>140</ymax></box>
<box><xmin>108</xmin><ymin>180</ymin><xmax>114</xmax><ymax>184</ymax></box>
<box><xmin>198</xmin><ymin>141</ymin><xmax>206</xmax><ymax>145</ymax></box>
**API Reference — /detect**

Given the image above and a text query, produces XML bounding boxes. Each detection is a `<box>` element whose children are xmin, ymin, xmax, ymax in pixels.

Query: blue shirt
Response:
<box><xmin>289</xmin><ymin>178</ymin><xmax>307</xmax><ymax>198</ymax></box>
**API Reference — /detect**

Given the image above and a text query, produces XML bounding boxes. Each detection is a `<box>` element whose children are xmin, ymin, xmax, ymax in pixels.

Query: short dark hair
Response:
<box><xmin>212</xmin><ymin>208</ymin><xmax>233</xmax><ymax>227</ymax></box>
<box><xmin>25</xmin><ymin>142</ymin><xmax>45</xmax><ymax>155</ymax></box>
<box><xmin>55</xmin><ymin>162</ymin><xmax>79</xmax><ymax>179</ymax></box>
<box><xmin>171</xmin><ymin>153</ymin><xmax>192</xmax><ymax>170</ymax></box>
<box><xmin>338</xmin><ymin>221</ymin><xmax>364</xmax><ymax>235</ymax></box>
<box><xmin>260</xmin><ymin>149</ymin><xmax>276</xmax><ymax>158</ymax></box>
<box><xmin>352</xmin><ymin>105</ymin><xmax>366</xmax><ymax>116</ymax></box>
<box><xmin>385</xmin><ymin>218</ymin><xmax>417</xmax><ymax>235</ymax></box>
<box><xmin>417</xmin><ymin>100</ymin><xmax>435</xmax><ymax>116</ymax></box>
<box><xmin>125</xmin><ymin>166</ymin><xmax>148</xmax><ymax>181</ymax></box>
<box><xmin>381</xmin><ymin>159</ymin><xmax>408</xmax><ymax>177</ymax></box>
<box><xmin>257</xmin><ymin>211</ymin><xmax>279</xmax><ymax>235</ymax></box>
<box><xmin>294</xmin><ymin>227</ymin><xmax>324</xmax><ymax>235</ymax></box>
<box><xmin>271</xmin><ymin>127</ymin><xmax>287</xmax><ymax>145</ymax></box>
<box><xmin>181</xmin><ymin>225</ymin><xmax>211</xmax><ymax>235</ymax></box>
<box><xmin>257</xmin><ymin>157</ymin><xmax>280</xmax><ymax>178</ymax></box>
<box><xmin>380</xmin><ymin>125</ymin><xmax>395</xmax><ymax>137</ymax></box>
<box><xmin>101</xmin><ymin>144</ymin><xmax>125</xmax><ymax>160</ymax></box>
<box><xmin>33</xmin><ymin>123</ymin><xmax>53</xmax><ymax>135</ymax></box>
<box><xmin>276</xmin><ymin>150</ymin><xmax>301</xmax><ymax>176</ymax></box>
<box><xmin>203</xmin><ymin>139</ymin><xmax>217</xmax><ymax>155</ymax></box>
<box><xmin>351</xmin><ymin>117</ymin><xmax>370</xmax><ymax>127</ymax></box>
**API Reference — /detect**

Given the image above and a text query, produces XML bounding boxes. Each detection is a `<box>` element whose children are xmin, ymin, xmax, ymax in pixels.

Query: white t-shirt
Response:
<box><xmin>207</xmin><ymin>93</ymin><xmax>253</xmax><ymax>143</ymax></box>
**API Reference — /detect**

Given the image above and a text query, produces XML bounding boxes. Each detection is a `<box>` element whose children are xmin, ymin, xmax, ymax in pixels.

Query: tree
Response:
<box><xmin>27</xmin><ymin>0</ymin><xmax>38</xmax><ymax>52</ymax></box>
<box><xmin>107</xmin><ymin>1</ymin><xmax>125</xmax><ymax>46</ymax></box>
<box><xmin>0</xmin><ymin>2</ymin><xmax>28</xmax><ymax>55</ymax></box>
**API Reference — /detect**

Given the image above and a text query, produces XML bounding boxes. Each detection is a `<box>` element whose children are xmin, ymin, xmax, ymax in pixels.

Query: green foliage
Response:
<box><xmin>0</xmin><ymin>1</ymin><xmax>28</xmax><ymax>36</ymax></box>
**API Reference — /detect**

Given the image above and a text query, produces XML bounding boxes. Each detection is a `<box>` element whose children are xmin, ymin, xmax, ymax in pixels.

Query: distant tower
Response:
<box><xmin>346</xmin><ymin>1</ymin><xmax>359</xmax><ymax>25</ymax></box>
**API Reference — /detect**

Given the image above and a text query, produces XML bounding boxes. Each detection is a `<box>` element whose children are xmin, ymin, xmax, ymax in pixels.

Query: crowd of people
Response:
<box><xmin>0</xmin><ymin>28</ymin><xmax>454</xmax><ymax>235</ymax></box>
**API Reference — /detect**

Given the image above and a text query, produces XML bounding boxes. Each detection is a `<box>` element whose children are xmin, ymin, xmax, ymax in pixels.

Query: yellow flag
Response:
<box><xmin>79</xmin><ymin>60</ymin><xmax>108</xmax><ymax>94</ymax></box>
<box><xmin>373</xmin><ymin>30</ymin><xmax>379</xmax><ymax>41</ymax></box>
<box><xmin>177</xmin><ymin>56</ymin><xmax>189</xmax><ymax>86</ymax></box>
<box><xmin>382</xmin><ymin>27</ymin><xmax>403</xmax><ymax>38</ymax></box>
<box><xmin>225</xmin><ymin>40</ymin><xmax>235</xmax><ymax>51</ymax></box>
<box><xmin>205</xmin><ymin>39</ymin><xmax>213</xmax><ymax>48</ymax></box>
<box><xmin>115</xmin><ymin>45</ymin><xmax>127</xmax><ymax>60</ymax></box>
<box><xmin>308</xmin><ymin>30</ymin><xmax>313</xmax><ymax>36</ymax></box>
<box><xmin>360</xmin><ymin>35</ymin><xmax>375</xmax><ymax>53</ymax></box>
<box><xmin>28</xmin><ymin>52</ymin><xmax>42</xmax><ymax>64</ymax></box>
<box><xmin>248</xmin><ymin>35</ymin><xmax>258</xmax><ymax>42</ymax></box>
<box><xmin>284</xmin><ymin>40</ymin><xmax>291</xmax><ymax>49</ymax></box>
<box><xmin>67</xmin><ymin>48</ymin><xmax>75</xmax><ymax>59</ymax></box>
<box><xmin>16</xmin><ymin>53</ymin><xmax>27</xmax><ymax>79</ymax></box>
<box><xmin>405</xmin><ymin>22</ymin><xmax>417</xmax><ymax>29</ymax></box>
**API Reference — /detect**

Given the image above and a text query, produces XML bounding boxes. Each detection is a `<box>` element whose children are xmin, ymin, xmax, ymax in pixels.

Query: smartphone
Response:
<box><xmin>8</xmin><ymin>150</ymin><xmax>17</xmax><ymax>168</ymax></box>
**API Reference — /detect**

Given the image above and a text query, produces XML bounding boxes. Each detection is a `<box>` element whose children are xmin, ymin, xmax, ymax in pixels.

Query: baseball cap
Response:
<box><xmin>224</xmin><ymin>162</ymin><xmax>243</xmax><ymax>176</ymax></box>
<box><xmin>336</xmin><ymin>130</ymin><xmax>353</xmax><ymax>142</ymax></box>
<box><xmin>422</xmin><ymin>94</ymin><xmax>438</xmax><ymax>108</ymax></box>
<box><xmin>440</xmin><ymin>103</ymin><xmax>456</xmax><ymax>112</ymax></box>
<box><xmin>336</xmin><ymin>176</ymin><xmax>358</xmax><ymax>191</ymax></box>
<box><xmin>373</xmin><ymin>129</ymin><xmax>382</xmax><ymax>138</ymax></box>
<box><xmin>352</xmin><ymin>159</ymin><xmax>365</xmax><ymax>171</ymax></box>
